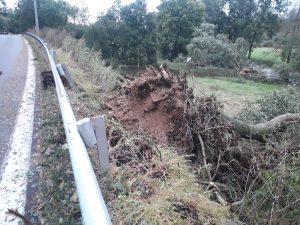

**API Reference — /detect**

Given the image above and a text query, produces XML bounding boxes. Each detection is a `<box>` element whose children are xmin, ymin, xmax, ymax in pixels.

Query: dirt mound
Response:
<box><xmin>107</xmin><ymin>66</ymin><xmax>190</xmax><ymax>146</ymax></box>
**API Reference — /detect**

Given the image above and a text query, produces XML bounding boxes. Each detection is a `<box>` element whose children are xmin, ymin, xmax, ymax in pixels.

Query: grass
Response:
<box><xmin>160</xmin><ymin>60</ymin><xmax>235</xmax><ymax>77</ymax></box>
<box><xmin>189</xmin><ymin>76</ymin><xmax>282</xmax><ymax>116</ymax></box>
<box><xmin>251</xmin><ymin>47</ymin><xmax>282</xmax><ymax>67</ymax></box>
<box><xmin>31</xmin><ymin>88</ymin><xmax>81</xmax><ymax>225</ymax></box>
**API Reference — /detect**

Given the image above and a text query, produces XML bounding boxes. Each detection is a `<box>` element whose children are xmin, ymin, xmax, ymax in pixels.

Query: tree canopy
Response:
<box><xmin>157</xmin><ymin>0</ymin><xmax>205</xmax><ymax>60</ymax></box>
<box><xmin>279</xmin><ymin>5</ymin><xmax>300</xmax><ymax>70</ymax></box>
<box><xmin>8</xmin><ymin>0</ymin><xmax>75</xmax><ymax>33</ymax></box>
<box><xmin>204</xmin><ymin>0</ymin><xmax>288</xmax><ymax>59</ymax></box>
<box><xmin>85</xmin><ymin>0</ymin><xmax>157</xmax><ymax>67</ymax></box>
<box><xmin>187</xmin><ymin>23</ymin><xmax>248</xmax><ymax>69</ymax></box>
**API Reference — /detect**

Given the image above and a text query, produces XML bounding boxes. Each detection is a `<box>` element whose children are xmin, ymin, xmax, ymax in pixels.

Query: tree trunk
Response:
<box><xmin>225</xmin><ymin>113</ymin><xmax>300</xmax><ymax>142</ymax></box>
<box><xmin>286</xmin><ymin>49</ymin><xmax>292</xmax><ymax>64</ymax></box>
<box><xmin>286</xmin><ymin>6</ymin><xmax>300</xmax><ymax>64</ymax></box>
<box><xmin>137</xmin><ymin>47</ymin><xmax>140</xmax><ymax>68</ymax></box>
<box><xmin>248</xmin><ymin>31</ymin><xmax>257</xmax><ymax>59</ymax></box>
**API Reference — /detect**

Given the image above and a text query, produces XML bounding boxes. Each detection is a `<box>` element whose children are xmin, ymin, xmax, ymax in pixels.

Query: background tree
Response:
<box><xmin>118</xmin><ymin>0</ymin><xmax>157</xmax><ymax>66</ymax></box>
<box><xmin>85</xmin><ymin>0</ymin><xmax>157</xmax><ymax>67</ymax></box>
<box><xmin>85</xmin><ymin>0</ymin><xmax>121</xmax><ymax>59</ymax></box>
<box><xmin>66</xmin><ymin>4</ymin><xmax>90</xmax><ymax>39</ymax></box>
<box><xmin>187</xmin><ymin>23</ymin><xmax>248</xmax><ymax>70</ymax></box>
<box><xmin>157</xmin><ymin>0</ymin><xmax>205</xmax><ymax>60</ymax></box>
<box><xmin>203</xmin><ymin>0</ymin><xmax>288</xmax><ymax>59</ymax></box>
<box><xmin>10</xmin><ymin>0</ymin><xmax>74</xmax><ymax>33</ymax></box>
<box><xmin>279</xmin><ymin>6</ymin><xmax>300</xmax><ymax>69</ymax></box>
<box><xmin>0</xmin><ymin>0</ymin><xmax>10</xmax><ymax>31</ymax></box>
<box><xmin>203</xmin><ymin>0</ymin><xmax>229</xmax><ymax>34</ymax></box>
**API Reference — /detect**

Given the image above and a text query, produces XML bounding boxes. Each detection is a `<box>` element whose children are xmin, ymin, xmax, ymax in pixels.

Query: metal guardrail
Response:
<box><xmin>26</xmin><ymin>32</ymin><xmax>112</xmax><ymax>225</ymax></box>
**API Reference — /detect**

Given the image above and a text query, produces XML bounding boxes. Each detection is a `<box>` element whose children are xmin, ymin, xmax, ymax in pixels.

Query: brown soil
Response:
<box><xmin>107</xmin><ymin>66</ymin><xmax>190</xmax><ymax>146</ymax></box>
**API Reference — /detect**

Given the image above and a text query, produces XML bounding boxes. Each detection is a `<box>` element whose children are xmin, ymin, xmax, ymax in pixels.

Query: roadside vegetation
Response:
<box><xmin>2</xmin><ymin>0</ymin><xmax>300</xmax><ymax>224</ymax></box>
<box><xmin>38</xmin><ymin>32</ymin><xmax>233</xmax><ymax>224</ymax></box>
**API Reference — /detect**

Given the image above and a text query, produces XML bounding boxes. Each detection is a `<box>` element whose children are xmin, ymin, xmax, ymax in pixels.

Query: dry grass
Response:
<box><xmin>35</xmin><ymin>27</ymin><xmax>118</xmax><ymax>93</ymax></box>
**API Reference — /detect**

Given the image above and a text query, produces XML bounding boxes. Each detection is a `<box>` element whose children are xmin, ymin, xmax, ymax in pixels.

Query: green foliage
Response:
<box><xmin>187</xmin><ymin>23</ymin><xmax>248</xmax><ymax>69</ymax></box>
<box><xmin>203</xmin><ymin>0</ymin><xmax>228</xmax><ymax>34</ymax></box>
<box><xmin>203</xmin><ymin>0</ymin><xmax>288</xmax><ymax>59</ymax></box>
<box><xmin>291</xmin><ymin>49</ymin><xmax>300</xmax><ymax>71</ymax></box>
<box><xmin>0</xmin><ymin>0</ymin><xmax>9</xmax><ymax>32</ymax></box>
<box><xmin>239</xmin><ymin>86</ymin><xmax>300</xmax><ymax>123</ymax></box>
<box><xmin>278</xmin><ymin>6</ymin><xmax>300</xmax><ymax>67</ymax></box>
<box><xmin>85</xmin><ymin>0</ymin><xmax>157</xmax><ymax>66</ymax></box>
<box><xmin>273</xmin><ymin>62</ymin><xmax>291</xmax><ymax>82</ymax></box>
<box><xmin>9</xmin><ymin>0</ymin><xmax>74</xmax><ymax>33</ymax></box>
<box><xmin>239</xmin><ymin>136</ymin><xmax>300</xmax><ymax>225</ymax></box>
<box><xmin>157</xmin><ymin>0</ymin><xmax>205</xmax><ymax>60</ymax></box>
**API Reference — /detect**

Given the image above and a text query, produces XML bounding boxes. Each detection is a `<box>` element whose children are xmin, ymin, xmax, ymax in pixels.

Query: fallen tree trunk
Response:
<box><xmin>225</xmin><ymin>113</ymin><xmax>300</xmax><ymax>142</ymax></box>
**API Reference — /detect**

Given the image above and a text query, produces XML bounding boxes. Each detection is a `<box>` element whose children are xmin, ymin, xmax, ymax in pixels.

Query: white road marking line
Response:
<box><xmin>0</xmin><ymin>39</ymin><xmax>36</xmax><ymax>224</ymax></box>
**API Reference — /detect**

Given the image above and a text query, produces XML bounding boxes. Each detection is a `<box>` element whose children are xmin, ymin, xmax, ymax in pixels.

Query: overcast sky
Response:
<box><xmin>6</xmin><ymin>0</ymin><xmax>161</xmax><ymax>22</ymax></box>
<box><xmin>5</xmin><ymin>0</ymin><xmax>300</xmax><ymax>23</ymax></box>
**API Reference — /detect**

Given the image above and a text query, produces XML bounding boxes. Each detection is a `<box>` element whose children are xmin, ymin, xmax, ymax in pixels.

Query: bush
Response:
<box><xmin>262</xmin><ymin>40</ymin><xmax>274</xmax><ymax>47</ymax></box>
<box><xmin>187</xmin><ymin>23</ymin><xmax>248</xmax><ymax>70</ymax></box>
<box><xmin>239</xmin><ymin>86</ymin><xmax>300</xmax><ymax>123</ymax></box>
<box><xmin>272</xmin><ymin>62</ymin><xmax>291</xmax><ymax>82</ymax></box>
<box><xmin>239</xmin><ymin>139</ymin><xmax>300</xmax><ymax>225</ymax></box>
<box><xmin>291</xmin><ymin>50</ymin><xmax>300</xmax><ymax>72</ymax></box>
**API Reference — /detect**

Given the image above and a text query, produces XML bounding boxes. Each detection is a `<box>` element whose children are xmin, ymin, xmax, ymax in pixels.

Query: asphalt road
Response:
<box><xmin>0</xmin><ymin>34</ymin><xmax>28</xmax><ymax>169</ymax></box>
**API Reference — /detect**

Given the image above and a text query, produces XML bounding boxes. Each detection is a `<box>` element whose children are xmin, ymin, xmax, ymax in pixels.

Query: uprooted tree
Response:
<box><xmin>226</xmin><ymin>113</ymin><xmax>300</xmax><ymax>142</ymax></box>
<box><xmin>107</xmin><ymin>66</ymin><xmax>300</xmax><ymax>224</ymax></box>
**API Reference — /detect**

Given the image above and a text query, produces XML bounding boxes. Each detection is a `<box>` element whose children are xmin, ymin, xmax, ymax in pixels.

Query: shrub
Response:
<box><xmin>187</xmin><ymin>24</ymin><xmax>248</xmax><ymax>70</ymax></box>
<box><xmin>272</xmin><ymin>62</ymin><xmax>291</xmax><ymax>82</ymax></box>
<box><xmin>239</xmin><ymin>137</ymin><xmax>300</xmax><ymax>225</ymax></box>
<box><xmin>262</xmin><ymin>40</ymin><xmax>274</xmax><ymax>47</ymax></box>
<box><xmin>291</xmin><ymin>50</ymin><xmax>300</xmax><ymax>72</ymax></box>
<box><xmin>239</xmin><ymin>86</ymin><xmax>300</xmax><ymax>123</ymax></box>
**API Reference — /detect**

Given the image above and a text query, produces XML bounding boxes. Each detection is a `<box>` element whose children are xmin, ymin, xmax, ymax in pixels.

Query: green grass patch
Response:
<box><xmin>191</xmin><ymin>76</ymin><xmax>280</xmax><ymax>97</ymax></box>
<box><xmin>189</xmin><ymin>76</ymin><xmax>282</xmax><ymax>116</ymax></box>
<box><xmin>251</xmin><ymin>47</ymin><xmax>282</xmax><ymax>67</ymax></box>
<box><xmin>160</xmin><ymin>60</ymin><xmax>235</xmax><ymax>77</ymax></box>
